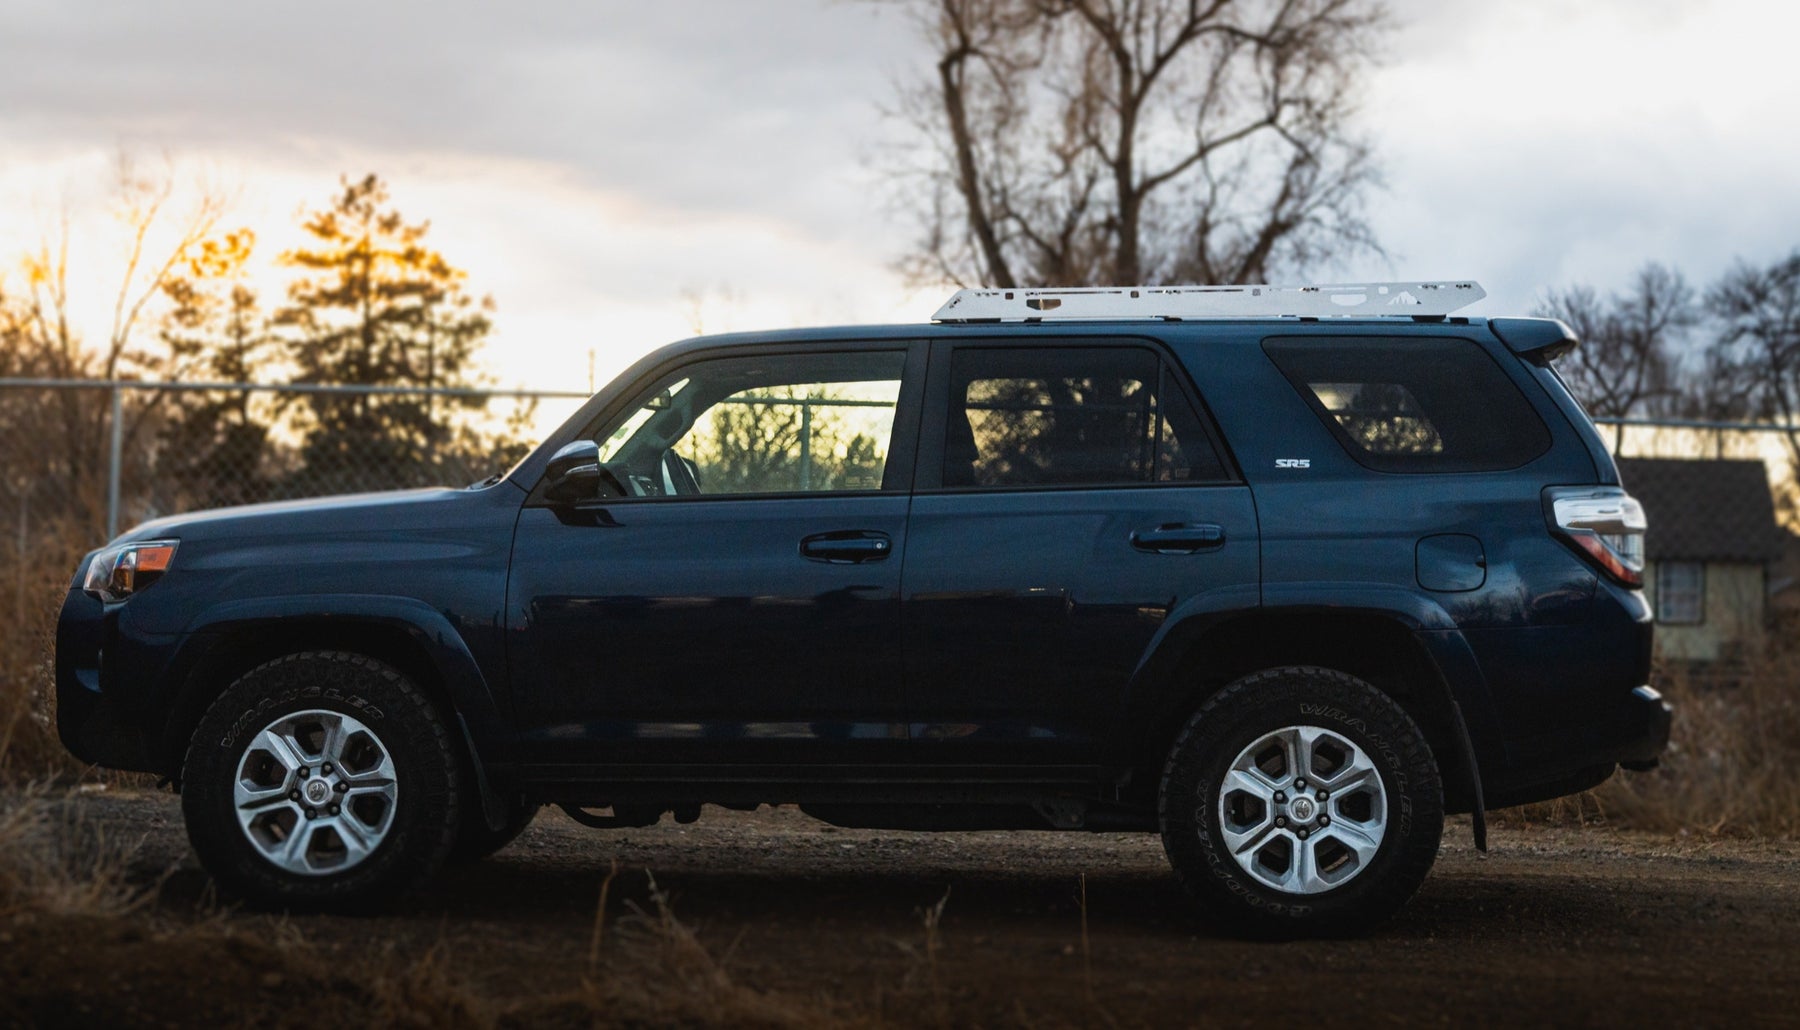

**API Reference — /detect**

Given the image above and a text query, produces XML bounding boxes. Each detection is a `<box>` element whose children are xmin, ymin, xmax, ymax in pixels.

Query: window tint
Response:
<box><xmin>1155</xmin><ymin>366</ymin><xmax>1227</xmax><ymax>483</ymax></box>
<box><xmin>943</xmin><ymin>347</ymin><xmax>1226</xmax><ymax>488</ymax></box>
<box><xmin>591</xmin><ymin>351</ymin><xmax>904</xmax><ymax>497</ymax></box>
<box><xmin>1263</xmin><ymin>337</ymin><xmax>1552</xmax><ymax>473</ymax></box>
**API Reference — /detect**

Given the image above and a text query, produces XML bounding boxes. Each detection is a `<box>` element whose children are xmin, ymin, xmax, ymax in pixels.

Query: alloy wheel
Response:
<box><xmin>232</xmin><ymin>709</ymin><xmax>399</xmax><ymax>876</ymax></box>
<box><xmin>1215</xmin><ymin>724</ymin><xmax>1388</xmax><ymax>895</ymax></box>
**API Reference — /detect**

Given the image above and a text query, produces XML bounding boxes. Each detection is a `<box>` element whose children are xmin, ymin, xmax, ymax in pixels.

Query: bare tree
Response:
<box><xmin>1537</xmin><ymin>263</ymin><xmax>1695</xmax><ymax>450</ymax></box>
<box><xmin>878</xmin><ymin>0</ymin><xmax>1388</xmax><ymax>288</ymax></box>
<box><xmin>1</xmin><ymin>156</ymin><xmax>223</xmax><ymax>533</ymax></box>
<box><xmin>1707</xmin><ymin>251</ymin><xmax>1800</xmax><ymax>470</ymax></box>
<box><xmin>158</xmin><ymin>228</ymin><xmax>281</xmax><ymax>508</ymax></box>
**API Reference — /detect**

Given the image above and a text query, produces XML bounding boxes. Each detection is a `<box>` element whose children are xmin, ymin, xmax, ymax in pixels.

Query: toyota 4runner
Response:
<box><xmin>56</xmin><ymin>281</ymin><xmax>1671</xmax><ymax>937</ymax></box>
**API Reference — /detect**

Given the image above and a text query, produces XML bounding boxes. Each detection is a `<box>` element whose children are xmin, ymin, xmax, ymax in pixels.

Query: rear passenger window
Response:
<box><xmin>1263</xmin><ymin>337</ymin><xmax>1551</xmax><ymax>473</ymax></box>
<box><xmin>944</xmin><ymin>347</ymin><xmax>1227</xmax><ymax>488</ymax></box>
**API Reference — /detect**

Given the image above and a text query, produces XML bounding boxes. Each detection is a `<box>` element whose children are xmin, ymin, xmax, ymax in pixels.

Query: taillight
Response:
<box><xmin>1548</xmin><ymin>489</ymin><xmax>1646</xmax><ymax>587</ymax></box>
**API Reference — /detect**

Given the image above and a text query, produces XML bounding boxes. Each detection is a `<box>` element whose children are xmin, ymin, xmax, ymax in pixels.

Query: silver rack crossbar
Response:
<box><xmin>932</xmin><ymin>281</ymin><xmax>1486</xmax><ymax>322</ymax></box>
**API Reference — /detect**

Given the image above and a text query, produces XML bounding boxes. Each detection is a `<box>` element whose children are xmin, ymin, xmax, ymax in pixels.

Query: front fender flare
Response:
<box><xmin>167</xmin><ymin>595</ymin><xmax>512</xmax><ymax>819</ymax></box>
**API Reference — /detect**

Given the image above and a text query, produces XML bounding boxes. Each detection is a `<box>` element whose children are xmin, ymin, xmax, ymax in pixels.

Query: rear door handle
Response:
<box><xmin>800</xmin><ymin>531</ymin><xmax>893</xmax><ymax>564</ymax></box>
<box><xmin>1131</xmin><ymin>522</ymin><xmax>1226</xmax><ymax>554</ymax></box>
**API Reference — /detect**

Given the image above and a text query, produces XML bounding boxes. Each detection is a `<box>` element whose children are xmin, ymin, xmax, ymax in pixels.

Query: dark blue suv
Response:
<box><xmin>56</xmin><ymin>283</ymin><xmax>1671</xmax><ymax>936</ymax></box>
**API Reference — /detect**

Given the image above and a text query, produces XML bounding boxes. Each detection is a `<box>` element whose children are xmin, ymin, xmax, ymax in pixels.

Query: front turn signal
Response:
<box><xmin>82</xmin><ymin>540</ymin><xmax>179</xmax><ymax>603</ymax></box>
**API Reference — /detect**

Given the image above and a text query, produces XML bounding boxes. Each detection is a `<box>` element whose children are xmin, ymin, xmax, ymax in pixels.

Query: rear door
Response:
<box><xmin>900</xmin><ymin>339</ymin><xmax>1259</xmax><ymax>768</ymax></box>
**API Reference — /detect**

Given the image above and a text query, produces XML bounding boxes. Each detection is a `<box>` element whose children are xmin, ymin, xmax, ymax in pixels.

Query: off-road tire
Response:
<box><xmin>1159</xmin><ymin>666</ymin><xmax>1443</xmax><ymax>939</ymax></box>
<box><xmin>182</xmin><ymin>651</ymin><xmax>460</xmax><ymax>910</ymax></box>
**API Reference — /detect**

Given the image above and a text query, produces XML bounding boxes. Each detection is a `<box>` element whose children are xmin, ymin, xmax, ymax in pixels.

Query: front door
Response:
<box><xmin>508</xmin><ymin>344</ymin><xmax>924</xmax><ymax>767</ymax></box>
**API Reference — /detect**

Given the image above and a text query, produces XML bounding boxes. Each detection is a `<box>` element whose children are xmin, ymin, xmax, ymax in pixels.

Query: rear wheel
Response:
<box><xmin>1159</xmin><ymin>666</ymin><xmax>1443</xmax><ymax>938</ymax></box>
<box><xmin>181</xmin><ymin>651</ymin><xmax>460</xmax><ymax>910</ymax></box>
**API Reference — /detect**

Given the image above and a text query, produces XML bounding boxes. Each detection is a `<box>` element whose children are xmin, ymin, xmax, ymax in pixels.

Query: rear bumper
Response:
<box><xmin>1483</xmin><ymin>683</ymin><xmax>1671</xmax><ymax>808</ymax></box>
<box><xmin>1618</xmin><ymin>685</ymin><xmax>1674</xmax><ymax>770</ymax></box>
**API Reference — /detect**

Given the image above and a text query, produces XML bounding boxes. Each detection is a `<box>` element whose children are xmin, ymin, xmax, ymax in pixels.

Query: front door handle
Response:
<box><xmin>800</xmin><ymin>531</ymin><xmax>893</xmax><ymax>564</ymax></box>
<box><xmin>1131</xmin><ymin>522</ymin><xmax>1226</xmax><ymax>554</ymax></box>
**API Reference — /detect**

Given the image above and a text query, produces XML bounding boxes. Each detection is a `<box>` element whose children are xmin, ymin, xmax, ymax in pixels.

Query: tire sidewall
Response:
<box><xmin>1160</xmin><ymin>668</ymin><xmax>1443</xmax><ymax>936</ymax></box>
<box><xmin>182</xmin><ymin>652</ymin><xmax>458</xmax><ymax>909</ymax></box>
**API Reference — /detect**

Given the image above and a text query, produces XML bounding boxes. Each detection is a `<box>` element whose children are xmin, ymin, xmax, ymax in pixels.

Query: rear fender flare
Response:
<box><xmin>1114</xmin><ymin>591</ymin><xmax>1499</xmax><ymax>832</ymax></box>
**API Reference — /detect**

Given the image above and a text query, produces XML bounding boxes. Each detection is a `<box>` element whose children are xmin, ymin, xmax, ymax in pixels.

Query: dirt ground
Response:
<box><xmin>4</xmin><ymin>790</ymin><xmax>1800</xmax><ymax>1028</ymax></box>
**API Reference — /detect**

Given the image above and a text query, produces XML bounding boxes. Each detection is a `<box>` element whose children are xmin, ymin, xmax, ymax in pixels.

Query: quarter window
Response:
<box><xmin>943</xmin><ymin>347</ymin><xmax>1226</xmax><ymax>488</ymax></box>
<box><xmin>1263</xmin><ymin>337</ymin><xmax>1552</xmax><ymax>473</ymax></box>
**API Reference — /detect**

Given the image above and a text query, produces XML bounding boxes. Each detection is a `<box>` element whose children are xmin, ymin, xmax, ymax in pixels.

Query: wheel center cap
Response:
<box><xmin>1288</xmin><ymin>795</ymin><xmax>1317</xmax><ymax>823</ymax></box>
<box><xmin>304</xmin><ymin>779</ymin><xmax>331</xmax><ymax>805</ymax></box>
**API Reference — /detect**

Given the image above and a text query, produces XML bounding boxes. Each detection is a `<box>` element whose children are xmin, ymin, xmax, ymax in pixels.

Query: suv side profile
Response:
<box><xmin>56</xmin><ymin>282</ymin><xmax>1671</xmax><ymax>937</ymax></box>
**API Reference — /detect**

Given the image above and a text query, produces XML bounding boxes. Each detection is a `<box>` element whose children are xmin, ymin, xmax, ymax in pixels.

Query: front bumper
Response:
<box><xmin>54</xmin><ymin>588</ymin><xmax>167</xmax><ymax>774</ymax></box>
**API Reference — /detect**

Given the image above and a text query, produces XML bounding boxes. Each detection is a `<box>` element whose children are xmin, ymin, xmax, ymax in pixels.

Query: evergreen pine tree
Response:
<box><xmin>276</xmin><ymin>174</ymin><xmax>494</xmax><ymax>492</ymax></box>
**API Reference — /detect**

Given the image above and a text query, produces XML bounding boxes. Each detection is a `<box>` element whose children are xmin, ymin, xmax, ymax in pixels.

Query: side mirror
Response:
<box><xmin>542</xmin><ymin>440</ymin><xmax>618</xmax><ymax>503</ymax></box>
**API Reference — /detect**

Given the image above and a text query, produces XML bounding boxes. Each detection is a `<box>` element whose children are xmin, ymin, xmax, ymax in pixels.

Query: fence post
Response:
<box><xmin>799</xmin><ymin>399</ymin><xmax>812</xmax><ymax>492</ymax></box>
<box><xmin>107</xmin><ymin>382</ymin><xmax>123</xmax><ymax>540</ymax></box>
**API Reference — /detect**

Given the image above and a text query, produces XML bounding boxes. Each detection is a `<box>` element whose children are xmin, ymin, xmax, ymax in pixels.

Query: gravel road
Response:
<box><xmin>5</xmin><ymin>789</ymin><xmax>1799</xmax><ymax>1028</ymax></box>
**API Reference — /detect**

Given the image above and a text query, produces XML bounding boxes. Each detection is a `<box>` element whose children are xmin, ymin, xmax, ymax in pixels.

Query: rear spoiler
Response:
<box><xmin>1489</xmin><ymin>317</ymin><xmax>1578</xmax><ymax>363</ymax></box>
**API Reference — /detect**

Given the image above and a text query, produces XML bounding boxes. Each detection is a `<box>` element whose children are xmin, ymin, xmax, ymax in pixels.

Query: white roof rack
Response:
<box><xmin>931</xmin><ymin>281</ymin><xmax>1485</xmax><ymax>322</ymax></box>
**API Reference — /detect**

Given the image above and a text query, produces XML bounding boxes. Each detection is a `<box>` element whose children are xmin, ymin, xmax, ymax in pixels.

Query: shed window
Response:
<box><xmin>1655</xmin><ymin>562</ymin><xmax>1704</xmax><ymax>625</ymax></box>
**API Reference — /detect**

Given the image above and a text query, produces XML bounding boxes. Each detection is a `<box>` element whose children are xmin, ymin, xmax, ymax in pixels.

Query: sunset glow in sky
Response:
<box><xmin>2</xmin><ymin>0</ymin><xmax>1796</xmax><ymax>399</ymax></box>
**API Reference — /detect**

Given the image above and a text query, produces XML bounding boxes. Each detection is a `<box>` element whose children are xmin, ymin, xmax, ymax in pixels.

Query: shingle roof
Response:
<box><xmin>1616</xmin><ymin>458</ymin><xmax>1781</xmax><ymax>563</ymax></box>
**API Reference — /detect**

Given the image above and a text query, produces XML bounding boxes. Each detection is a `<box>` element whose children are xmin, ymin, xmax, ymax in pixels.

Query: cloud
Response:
<box><xmin>1350</xmin><ymin>0</ymin><xmax>1800</xmax><ymax>313</ymax></box>
<box><xmin>2</xmin><ymin>0</ymin><xmax>1795</xmax><ymax>379</ymax></box>
<box><xmin>0</xmin><ymin>1</ymin><xmax>920</xmax><ymax>239</ymax></box>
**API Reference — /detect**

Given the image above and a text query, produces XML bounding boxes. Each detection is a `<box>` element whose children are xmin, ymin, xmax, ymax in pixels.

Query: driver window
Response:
<box><xmin>590</xmin><ymin>351</ymin><xmax>905</xmax><ymax>497</ymax></box>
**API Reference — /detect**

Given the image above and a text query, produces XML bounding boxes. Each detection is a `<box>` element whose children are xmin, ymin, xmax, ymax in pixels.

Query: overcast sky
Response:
<box><xmin>2</xmin><ymin>0</ymin><xmax>1796</xmax><ymax>394</ymax></box>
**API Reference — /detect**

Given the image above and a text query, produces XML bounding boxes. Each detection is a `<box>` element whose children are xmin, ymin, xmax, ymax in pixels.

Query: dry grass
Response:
<box><xmin>0</xmin><ymin>784</ymin><xmax>155</xmax><ymax>920</ymax></box>
<box><xmin>1588</xmin><ymin>643</ymin><xmax>1800</xmax><ymax>836</ymax></box>
<box><xmin>517</xmin><ymin>872</ymin><xmax>851</xmax><ymax>1029</ymax></box>
<box><xmin>1498</xmin><ymin>630</ymin><xmax>1800</xmax><ymax>838</ymax></box>
<box><xmin>1</xmin><ymin>524</ymin><xmax>89</xmax><ymax>785</ymax></box>
<box><xmin>0</xmin><ymin>785</ymin><xmax>857</xmax><ymax>1027</ymax></box>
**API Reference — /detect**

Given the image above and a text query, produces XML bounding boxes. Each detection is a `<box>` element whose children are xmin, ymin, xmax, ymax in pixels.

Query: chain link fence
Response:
<box><xmin>0</xmin><ymin>377</ymin><xmax>591</xmax><ymax>775</ymax></box>
<box><xmin>0</xmin><ymin>378</ymin><xmax>590</xmax><ymax>542</ymax></box>
<box><xmin>3</xmin><ymin>377</ymin><xmax>1796</xmax><ymax>553</ymax></box>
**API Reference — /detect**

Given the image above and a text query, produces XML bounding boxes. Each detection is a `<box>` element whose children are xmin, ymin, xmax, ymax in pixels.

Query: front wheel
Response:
<box><xmin>1159</xmin><ymin>666</ymin><xmax>1444</xmax><ymax>938</ymax></box>
<box><xmin>181</xmin><ymin>651</ymin><xmax>461</xmax><ymax>910</ymax></box>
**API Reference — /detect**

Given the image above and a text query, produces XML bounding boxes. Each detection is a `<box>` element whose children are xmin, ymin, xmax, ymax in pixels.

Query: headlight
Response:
<box><xmin>83</xmin><ymin>540</ymin><xmax>179</xmax><ymax>603</ymax></box>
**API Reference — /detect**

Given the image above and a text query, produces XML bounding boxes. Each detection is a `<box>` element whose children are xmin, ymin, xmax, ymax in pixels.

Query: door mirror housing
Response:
<box><xmin>543</xmin><ymin>440</ymin><xmax>619</xmax><ymax>503</ymax></box>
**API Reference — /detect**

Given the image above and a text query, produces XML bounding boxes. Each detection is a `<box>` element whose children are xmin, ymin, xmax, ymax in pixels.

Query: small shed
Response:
<box><xmin>1616</xmin><ymin>457</ymin><xmax>1782</xmax><ymax>662</ymax></box>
